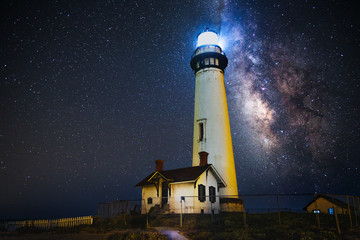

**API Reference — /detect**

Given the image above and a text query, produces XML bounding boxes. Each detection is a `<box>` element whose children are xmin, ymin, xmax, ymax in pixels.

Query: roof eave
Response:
<box><xmin>208</xmin><ymin>165</ymin><xmax>227</xmax><ymax>187</ymax></box>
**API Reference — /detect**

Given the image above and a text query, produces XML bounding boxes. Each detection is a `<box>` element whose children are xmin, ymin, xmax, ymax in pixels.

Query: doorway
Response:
<box><xmin>161</xmin><ymin>182</ymin><xmax>168</xmax><ymax>206</ymax></box>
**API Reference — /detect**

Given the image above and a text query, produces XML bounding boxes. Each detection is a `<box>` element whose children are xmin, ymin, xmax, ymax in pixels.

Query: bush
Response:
<box><xmin>107</xmin><ymin>231</ymin><xmax>169</xmax><ymax>240</ymax></box>
<box><xmin>16</xmin><ymin>226</ymin><xmax>45</xmax><ymax>234</ymax></box>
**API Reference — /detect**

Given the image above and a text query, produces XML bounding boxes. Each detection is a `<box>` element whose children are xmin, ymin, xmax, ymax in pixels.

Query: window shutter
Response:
<box><xmin>198</xmin><ymin>184</ymin><xmax>206</xmax><ymax>202</ymax></box>
<box><xmin>209</xmin><ymin>186</ymin><xmax>216</xmax><ymax>203</ymax></box>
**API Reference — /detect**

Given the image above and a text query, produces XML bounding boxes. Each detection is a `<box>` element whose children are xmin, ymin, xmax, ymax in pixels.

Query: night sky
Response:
<box><xmin>1</xmin><ymin>0</ymin><xmax>359</xmax><ymax>220</ymax></box>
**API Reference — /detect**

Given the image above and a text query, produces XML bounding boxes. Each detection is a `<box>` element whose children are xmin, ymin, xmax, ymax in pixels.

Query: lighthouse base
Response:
<box><xmin>220</xmin><ymin>198</ymin><xmax>244</xmax><ymax>212</ymax></box>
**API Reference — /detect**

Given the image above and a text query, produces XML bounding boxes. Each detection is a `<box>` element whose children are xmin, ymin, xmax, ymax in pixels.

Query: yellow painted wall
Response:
<box><xmin>192</xmin><ymin>67</ymin><xmax>238</xmax><ymax>198</ymax></box>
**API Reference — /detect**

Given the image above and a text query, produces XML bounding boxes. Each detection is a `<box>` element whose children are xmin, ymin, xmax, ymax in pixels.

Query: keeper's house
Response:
<box><xmin>135</xmin><ymin>155</ymin><xmax>226</xmax><ymax>214</ymax></box>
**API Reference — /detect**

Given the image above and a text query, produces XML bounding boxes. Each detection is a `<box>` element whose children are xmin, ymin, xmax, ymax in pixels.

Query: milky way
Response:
<box><xmin>217</xmin><ymin>1</ymin><xmax>360</xmax><ymax>193</ymax></box>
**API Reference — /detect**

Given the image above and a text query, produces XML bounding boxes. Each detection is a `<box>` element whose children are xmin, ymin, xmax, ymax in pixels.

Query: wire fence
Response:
<box><xmin>1</xmin><ymin>193</ymin><xmax>358</xmax><ymax>236</ymax></box>
<box><xmin>97</xmin><ymin>193</ymin><xmax>359</xmax><ymax>235</ymax></box>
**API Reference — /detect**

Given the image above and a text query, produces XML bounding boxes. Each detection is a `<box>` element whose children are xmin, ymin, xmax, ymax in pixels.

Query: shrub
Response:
<box><xmin>16</xmin><ymin>226</ymin><xmax>45</xmax><ymax>234</ymax></box>
<box><xmin>107</xmin><ymin>231</ymin><xmax>169</xmax><ymax>240</ymax></box>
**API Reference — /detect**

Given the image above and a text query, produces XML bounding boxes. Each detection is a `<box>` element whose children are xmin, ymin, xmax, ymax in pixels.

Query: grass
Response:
<box><xmin>2</xmin><ymin>212</ymin><xmax>357</xmax><ymax>240</ymax></box>
<box><xmin>146</xmin><ymin>212</ymin><xmax>352</xmax><ymax>240</ymax></box>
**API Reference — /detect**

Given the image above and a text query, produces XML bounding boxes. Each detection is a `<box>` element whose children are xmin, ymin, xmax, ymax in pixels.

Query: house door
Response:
<box><xmin>161</xmin><ymin>182</ymin><xmax>168</xmax><ymax>206</ymax></box>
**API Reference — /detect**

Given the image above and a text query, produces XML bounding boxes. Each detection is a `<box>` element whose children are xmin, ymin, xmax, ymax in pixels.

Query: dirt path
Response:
<box><xmin>155</xmin><ymin>227</ymin><xmax>190</xmax><ymax>240</ymax></box>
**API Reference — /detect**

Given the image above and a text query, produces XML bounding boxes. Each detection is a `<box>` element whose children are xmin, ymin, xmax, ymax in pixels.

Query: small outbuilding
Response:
<box><xmin>98</xmin><ymin>200</ymin><xmax>140</xmax><ymax>219</ymax></box>
<box><xmin>303</xmin><ymin>195</ymin><xmax>351</xmax><ymax>214</ymax></box>
<box><xmin>135</xmin><ymin>157</ymin><xmax>226</xmax><ymax>214</ymax></box>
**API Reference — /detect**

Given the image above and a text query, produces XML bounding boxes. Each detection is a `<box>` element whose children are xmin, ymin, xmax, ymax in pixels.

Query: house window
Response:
<box><xmin>147</xmin><ymin>197</ymin><xmax>152</xmax><ymax>204</ymax></box>
<box><xmin>328</xmin><ymin>208</ymin><xmax>334</xmax><ymax>215</ymax></box>
<box><xmin>209</xmin><ymin>186</ymin><xmax>216</xmax><ymax>203</ymax></box>
<box><xmin>198</xmin><ymin>184</ymin><xmax>206</xmax><ymax>202</ymax></box>
<box><xmin>215</xmin><ymin>58</ymin><xmax>219</xmax><ymax>66</ymax></box>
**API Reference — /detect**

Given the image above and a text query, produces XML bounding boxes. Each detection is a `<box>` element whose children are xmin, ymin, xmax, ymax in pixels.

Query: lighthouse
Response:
<box><xmin>135</xmin><ymin>29</ymin><xmax>243</xmax><ymax>214</ymax></box>
<box><xmin>190</xmin><ymin>30</ymin><xmax>239</xmax><ymax>198</ymax></box>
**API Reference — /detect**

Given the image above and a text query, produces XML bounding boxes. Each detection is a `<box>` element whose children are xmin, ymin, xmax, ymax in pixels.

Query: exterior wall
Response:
<box><xmin>169</xmin><ymin>182</ymin><xmax>194</xmax><ymax>213</ymax></box>
<box><xmin>192</xmin><ymin>169</ymin><xmax>220</xmax><ymax>214</ymax></box>
<box><xmin>305</xmin><ymin>198</ymin><xmax>349</xmax><ymax>214</ymax></box>
<box><xmin>192</xmin><ymin>67</ymin><xmax>238</xmax><ymax>198</ymax></box>
<box><xmin>141</xmin><ymin>184</ymin><xmax>161</xmax><ymax>214</ymax></box>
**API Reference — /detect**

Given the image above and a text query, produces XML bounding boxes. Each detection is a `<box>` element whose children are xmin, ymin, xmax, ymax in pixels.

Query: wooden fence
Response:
<box><xmin>0</xmin><ymin>215</ymin><xmax>93</xmax><ymax>231</ymax></box>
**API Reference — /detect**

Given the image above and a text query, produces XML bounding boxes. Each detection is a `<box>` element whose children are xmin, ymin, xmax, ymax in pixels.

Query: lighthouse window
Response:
<box><xmin>205</xmin><ymin>58</ymin><xmax>210</xmax><ymax>65</ymax></box>
<box><xmin>198</xmin><ymin>184</ymin><xmax>206</xmax><ymax>202</ymax></box>
<box><xmin>197</xmin><ymin>119</ymin><xmax>206</xmax><ymax>142</ymax></box>
<box><xmin>199</xmin><ymin>122</ymin><xmax>204</xmax><ymax>141</ymax></box>
<box><xmin>215</xmin><ymin>58</ymin><xmax>219</xmax><ymax>66</ymax></box>
<box><xmin>210</xmin><ymin>58</ymin><xmax>214</xmax><ymax>65</ymax></box>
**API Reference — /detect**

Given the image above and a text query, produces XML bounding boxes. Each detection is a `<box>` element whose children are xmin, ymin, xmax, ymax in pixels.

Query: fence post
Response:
<box><xmin>276</xmin><ymin>195</ymin><xmax>281</xmax><ymax>225</ymax></box>
<box><xmin>242</xmin><ymin>196</ymin><xmax>247</xmax><ymax>230</ymax></box>
<box><xmin>346</xmin><ymin>195</ymin><xmax>352</xmax><ymax>228</ymax></box>
<box><xmin>142</xmin><ymin>199</ymin><xmax>149</xmax><ymax>228</ymax></box>
<box><xmin>358</xmin><ymin>197</ymin><xmax>360</xmax><ymax>225</ymax></box>
<box><xmin>353</xmin><ymin>196</ymin><xmax>358</xmax><ymax>226</ymax></box>
<box><xmin>180</xmin><ymin>198</ymin><xmax>183</xmax><ymax>228</ymax></box>
<box><xmin>314</xmin><ymin>194</ymin><xmax>320</xmax><ymax>228</ymax></box>
<box><xmin>211</xmin><ymin>201</ymin><xmax>214</xmax><ymax>223</ymax></box>
<box><xmin>124</xmin><ymin>201</ymin><xmax>128</xmax><ymax>226</ymax></box>
<box><xmin>334</xmin><ymin>206</ymin><xmax>341</xmax><ymax>234</ymax></box>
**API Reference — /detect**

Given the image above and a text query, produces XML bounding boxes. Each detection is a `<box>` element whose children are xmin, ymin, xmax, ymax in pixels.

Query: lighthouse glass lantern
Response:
<box><xmin>196</xmin><ymin>30</ymin><xmax>219</xmax><ymax>47</ymax></box>
<box><xmin>190</xmin><ymin>30</ymin><xmax>228</xmax><ymax>74</ymax></box>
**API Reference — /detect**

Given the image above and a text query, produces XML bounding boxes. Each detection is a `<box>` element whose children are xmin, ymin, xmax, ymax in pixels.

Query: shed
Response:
<box><xmin>303</xmin><ymin>195</ymin><xmax>351</xmax><ymax>214</ymax></box>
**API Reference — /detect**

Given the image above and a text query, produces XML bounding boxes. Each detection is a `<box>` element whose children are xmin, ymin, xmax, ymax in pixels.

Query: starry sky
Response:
<box><xmin>1</xmin><ymin>0</ymin><xmax>359</xmax><ymax>220</ymax></box>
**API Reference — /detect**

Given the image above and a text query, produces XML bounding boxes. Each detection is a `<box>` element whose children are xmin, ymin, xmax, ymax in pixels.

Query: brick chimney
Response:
<box><xmin>155</xmin><ymin>159</ymin><xmax>164</xmax><ymax>171</ymax></box>
<box><xmin>199</xmin><ymin>151</ymin><xmax>209</xmax><ymax>166</ymax></box>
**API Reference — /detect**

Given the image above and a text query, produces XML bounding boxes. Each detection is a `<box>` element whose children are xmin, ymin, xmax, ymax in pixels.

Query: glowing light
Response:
<box><xmin>197</xmin><ymin>30</ymin><xmax>219</xmax><ymax>47</ymax></box>
<box><xmin>218</xmin><ymin>36</ymin><xmax>227</xmax><ymax>50</ymax></box>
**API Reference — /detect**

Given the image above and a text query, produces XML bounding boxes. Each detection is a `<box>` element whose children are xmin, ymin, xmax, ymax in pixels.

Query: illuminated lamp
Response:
<box><xmin>196</xmin><ymin>30</ymin><xmax>219</xmax><ymax>47</ymax></box>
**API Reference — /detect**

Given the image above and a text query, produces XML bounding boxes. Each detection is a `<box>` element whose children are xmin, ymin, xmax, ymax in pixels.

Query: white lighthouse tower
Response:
<box><xmin>135</xmin><ymin>29</ymin><xmax>242</xmax><ymax>214</ymax></box>
<box><xmin>190</xmin><ymin>29</ymin><xmax>239</xmax><ymax>198</ymax></box>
